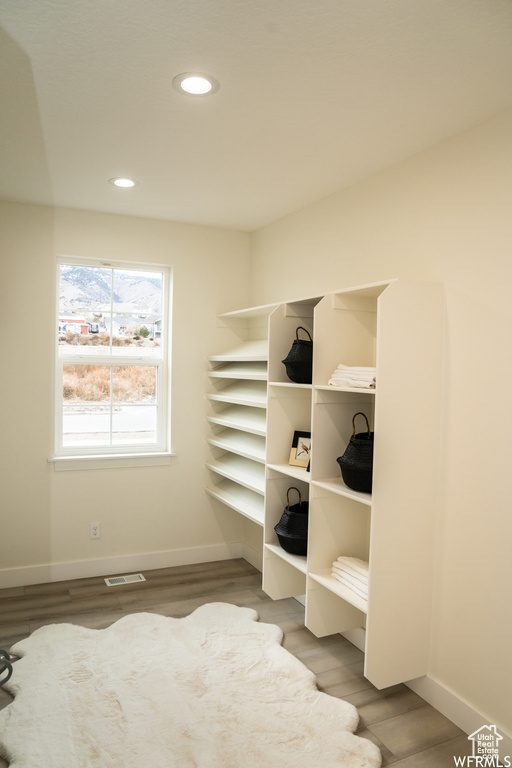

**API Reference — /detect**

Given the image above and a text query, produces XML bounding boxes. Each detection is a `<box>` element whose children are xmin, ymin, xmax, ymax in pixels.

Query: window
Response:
<box><xmin>54</xmin><ymin>257</ymin><xmax>172</xmax><ymax>468</ymax></box>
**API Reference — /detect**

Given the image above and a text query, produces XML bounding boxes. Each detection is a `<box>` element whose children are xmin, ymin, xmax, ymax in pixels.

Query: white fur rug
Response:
<box><xmin>0</xmin><ymin>603</ymin><xmax>381</xmax><ymax>767</ymax></box>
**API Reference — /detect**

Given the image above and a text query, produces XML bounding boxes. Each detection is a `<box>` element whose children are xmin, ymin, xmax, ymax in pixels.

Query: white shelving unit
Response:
<box><xmin>205</xmin><ymin>303</ymin><xmax>278</xmax><ymax>543</ymax></box>
<box><xmin>207</xmin><ymin>280</ymin><xmax>443</xmax><ymax>689</ymax></box>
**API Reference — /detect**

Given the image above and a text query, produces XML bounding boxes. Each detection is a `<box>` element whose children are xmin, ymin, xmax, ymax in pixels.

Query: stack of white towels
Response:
<box><xmin>328</xmin><ymin>364</ymin><xmax>376</xmax><ymax>389</ymax></box>
<box><xmin>331</xmin><ymin>556</ymin><xmax>369</xmax><ymax>600</ymax></box>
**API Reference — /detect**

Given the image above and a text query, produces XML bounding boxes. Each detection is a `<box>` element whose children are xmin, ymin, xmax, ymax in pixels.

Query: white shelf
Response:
<box><xmin>206</xmin><ymin>429</ymin><xmax>266</xmax><ymax>463</ymax></box>
<box><xmin>267</xmin><ymin>463</ymin><xmax>311</xmax><ymax>483</ymax></box>
<box><xmin>208</xmin><ymin>380</ymin><xmax>267</xmax><ymax>408</ymax></box>
<box><xmin>205</xmin><ymin>479</ymin><xmax>264</xmax><ymax>526</ymax></box>
<box><xmin>315</xmin><ymin>384</ymin><xmax>376</xmax><ymax>395</ymax></box>
<box><xmin>308</xmin><ymin>570</ymin><xmax>368</xmax><ymax>614</ymax></box>
<box><xmin>264</xmin><ymin>543</ymin><xmax>308</xmax><ymax>573</ymax></box>
<box><xmin>207</xmin><ymin>405</ymin><xmax>267</xmax><ymax>436</ymax></box>
<box><xmin>312</xmin><ymin>477</ymin><xmax>372</xmax><ymax>506</ymax></box>
<box><xmin>209</xmin><ymin>361</ymin><xmax>268</xmax><ymax>380</ymax></box>
<box><xmin>209</xmin><ymin>339</ymin><xmax>268</xmax><ymax>362</ymax></box>
<box><xmin>218</xmin><ymin>303</ymin><xmax>279</xmax><ymax>320</ymax></box>
<box><xmin>206</xmin><ymin>454</ymin><xmax>265</xmax><ymax>495</ymax></box>
<box><xmin>268</xmin><ymin>381</ymin><xmax>312</xmax><ymax>390</ymax></box>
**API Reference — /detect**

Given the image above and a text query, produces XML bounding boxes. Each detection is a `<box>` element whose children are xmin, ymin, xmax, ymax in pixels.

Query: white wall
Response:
<box><xmin>250</xmin><ymin>110</ymin><xmax>512</xmax><ymax>738</ymax></box>
<box><xmin>1</xmin><ymin>106</ymin><xmax>511</xmax><ymax>745</ymax></box>
<box><xmin>0</xmin><ymin>202</ymin><xmax>251</xmax><ymax>584</ymax></box>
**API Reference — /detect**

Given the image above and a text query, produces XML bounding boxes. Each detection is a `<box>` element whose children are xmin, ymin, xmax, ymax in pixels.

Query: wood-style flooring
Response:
<box><xmin>0</xmin><ymin>558</ymin><xmax>469</xmax><ymax>766</ymax></box>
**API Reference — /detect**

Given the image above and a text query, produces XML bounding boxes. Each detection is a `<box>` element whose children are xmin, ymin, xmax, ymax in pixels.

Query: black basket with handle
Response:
<box><xmin>274</xmin><ymin>487</ymin><xmax>309</xmax><ymax>556</ymax></box>
<box><xmin>0</xmin><ymin>650</ymin><xmax>13</xmax><ymax>688</ymax></box>
<box><xmin>281</xmin><ymin>327</ymin><xmax>313</xmax><ymax>384</ymax></box>
<box><xmin>337</xmin><ymin>412</ymin><xmax>374</xmax><ymax>493</ymax></box>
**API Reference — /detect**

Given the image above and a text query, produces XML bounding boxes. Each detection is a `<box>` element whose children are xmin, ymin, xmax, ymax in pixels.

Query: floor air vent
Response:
<box><xmin>104</xmin><ymin>573</ymin><xmax>146</xmax><ymax>586</ymax></box>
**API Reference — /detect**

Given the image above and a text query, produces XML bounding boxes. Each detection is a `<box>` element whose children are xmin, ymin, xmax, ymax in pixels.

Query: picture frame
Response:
<box><xmin>289</xmin><ymin>430</ymin><xmax>311</xmax><ymax>468</ymax></box>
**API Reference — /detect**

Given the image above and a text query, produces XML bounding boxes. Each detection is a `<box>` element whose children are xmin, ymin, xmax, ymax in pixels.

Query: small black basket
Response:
<box><xmin>282</xmin><ymin>327</ymin><xmax>313</xmax><ymax>384</ymax></box>
<box><xmin>274</xmin><ymin>487</ymin><xmax>309</xmax><ymax>556</ymax></box>
<box><xmin>0</xmin><ymin>650</ymin><xmax>13</xmax><ymax>688</ymax></box>
<box><xmin>337</xmin><ymin>412</ymin><xmax>374</xmax><ymax>493</ymax></box>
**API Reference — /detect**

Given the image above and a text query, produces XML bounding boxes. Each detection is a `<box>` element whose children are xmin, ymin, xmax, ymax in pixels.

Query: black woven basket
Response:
<box><xmin>281</xmin><ymin>327</ymin><xmax>313</xmax><ymax>384</ymax></box>
<box><xmin>274</xmin><ymin>487</ymin><xmax>309</xmax><ymax>556</ymax></box>
<box><xmin>337</xmin><ymin>412</ymin><xmax>374</xmax><ymax>493</ymax></box>
<box><xmin>0</xmin><ymin>650</ymin><xmax>13</xmax><ymax>688</ymax></box>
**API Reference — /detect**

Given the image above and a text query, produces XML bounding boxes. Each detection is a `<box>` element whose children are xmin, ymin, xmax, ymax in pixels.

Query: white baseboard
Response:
<box><xmin>0</xmin><ymin>542</ymin><xmax>244</xmax><ymax>589</ymax></box>
<box><xmin>341</xmin><ymin>627</ymin><xmax>366</xmax><ymax>652</ymax></box>
<box><xmin>406</xmin><ymin>675</ymin><xmax>512</xmax><ymax>759</ymax></box>
<box><xmin>241</xmin><ymin>543</ymin><xmax>263</xmax><ymax>572</ymax></box>
<box><xmin>340</xmin><ymin>629</ymin><xmax>512</xmax><ymax>759</ymax></box>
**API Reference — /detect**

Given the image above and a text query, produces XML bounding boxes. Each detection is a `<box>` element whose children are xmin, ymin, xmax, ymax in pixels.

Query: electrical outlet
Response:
<box><xmin>90</xmin><ymin>522</ymin><xmax>101</xmax><ymax>539</ymax></box>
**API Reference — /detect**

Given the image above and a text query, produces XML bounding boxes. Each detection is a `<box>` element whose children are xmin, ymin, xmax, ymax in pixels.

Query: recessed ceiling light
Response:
<box><xmin>173</xmin><ymin>72</ymin><xmax>220</xmax><ymax>96</ymax></box>
<box><xmin>109</xmin><ymin>177</ymin><xmax>138</xmax><ymax>188</ymax></box>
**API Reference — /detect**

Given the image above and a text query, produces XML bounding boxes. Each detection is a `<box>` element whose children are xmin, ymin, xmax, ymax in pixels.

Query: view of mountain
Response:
<box><xmin>59</xmin><ymin>265</ymin><xmax>162</xmax><ymax>314</ymax></box>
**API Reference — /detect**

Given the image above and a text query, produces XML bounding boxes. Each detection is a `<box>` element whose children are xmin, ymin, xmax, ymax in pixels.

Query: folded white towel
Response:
<box><xmin>328</xmin><ymin>364</ymin><xmax>376</xmax><ymax>389</ymax></box>
<box><xmin>335</xmin><ymin>364</ymin><xmax>376</xmax><ymax>374</ymax></box>
<box><xmin>331</xmin><ymin>368</ymin><xmax>375</xmax><ymax>376</ymax></box>
<box><xmin>331</xmin><ymin>572</ymin><xmax>368</xmax><ymax>601</ymax></box>
<box><xmin>335</xmin><ymin>556</ymin><xmax>369</xmax><ymax>579</ymax></box>
<box><xmin>328</xmin><ymin>377</ymin><xmax>376</xmax><ymax>389</ymax></box>
<box><xmin>329</xmin><ymin>375</ymin><xmax>375</xmax><ymax>383</ymax></box>
<box><xmin>332</xmin><ymin>561</ymin><xmax>368</xmax><ymax>584</ymax></box>
<box><xmin>331</xmin><ymin>567</ymin><xmax>368</xmax><ymax>593</ymax></box>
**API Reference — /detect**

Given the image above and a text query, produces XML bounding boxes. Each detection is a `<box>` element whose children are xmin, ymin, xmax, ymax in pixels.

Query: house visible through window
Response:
<box><xmin>55</xmin><ymin>257</ymin><xmax>171</xmax><ymax>459</ymax></box>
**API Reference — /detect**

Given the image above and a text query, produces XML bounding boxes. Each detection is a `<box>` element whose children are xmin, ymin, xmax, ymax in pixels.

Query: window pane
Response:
<box><xmin>102</xmin><ymin>314</ymin><xmax>162</xmax><ymax>357</ymax></box>
<box><xmin>63</xmin><ymin>407</ymin><xmax>111</xmax><ymax>447</ymax></box>
<box><xmin>58</xmin><ymin>265</ymin><xmax>111</xmax><ymax>351</ymax></box>
<box><xmin>112</xmin><ymin>366</ymin><xmax>157</xmax><ymax>403</ymax></box>
<box><xmin>111</xmin><ymin>268</ymin><xmax>163</xmax><ymax>355</ymax></box>
<box><xmin>112</xmin><ymin>268</ymin><xmax>162</xmax><ymax>314</ymax></box>
<box><xmin>112</xmin><ymin>406</ymin><xmax>157</xmax><ymax>445</ymax></box>
<box><xmin>63</xmin><ymin>365</ymin><xmax>110</xmax><ymax>403</ymax></box>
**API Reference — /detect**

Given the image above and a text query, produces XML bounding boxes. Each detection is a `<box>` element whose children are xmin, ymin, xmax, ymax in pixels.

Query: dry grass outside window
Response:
<box><xmin>63</xmin><ymin>365</ymin><xmax>157</xmax><ymax>404</ymax></box>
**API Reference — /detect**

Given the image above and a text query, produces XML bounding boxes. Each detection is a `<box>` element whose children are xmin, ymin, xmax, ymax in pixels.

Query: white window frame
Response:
<box><xmin>51</xmin><ymin>256</ymin><xmax>174</xmax><ymax>471</ymax></box>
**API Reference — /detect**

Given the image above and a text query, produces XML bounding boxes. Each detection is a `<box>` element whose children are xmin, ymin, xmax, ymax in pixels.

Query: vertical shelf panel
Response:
<box><xmin>364</xmin><ymin>280</ymin><xmax>444</xmax><ymax>688</ymax></box>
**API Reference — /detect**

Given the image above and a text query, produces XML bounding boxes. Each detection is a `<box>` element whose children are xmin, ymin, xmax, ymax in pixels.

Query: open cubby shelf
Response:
<box><xmin>206</xmin><ymin>280</ymin><xmax>443</xmax><ymax>689</ymax></box>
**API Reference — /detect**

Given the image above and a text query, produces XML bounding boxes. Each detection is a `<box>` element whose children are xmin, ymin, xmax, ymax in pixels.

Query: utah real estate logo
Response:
<box><xmin>454</xmin><ymin>725</ymin><xmax>511</xmax><ymax>767</ymax></box>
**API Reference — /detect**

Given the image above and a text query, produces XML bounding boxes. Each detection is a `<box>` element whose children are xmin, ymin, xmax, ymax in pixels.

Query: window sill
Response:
<box><xmin>49</xmin><ymin>452</ymin><xmax>176</xmax><ymax>471</ymax></box>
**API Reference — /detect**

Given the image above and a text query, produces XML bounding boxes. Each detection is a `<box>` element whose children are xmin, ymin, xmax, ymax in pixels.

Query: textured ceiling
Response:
<box><xmin>1</xmin><ymin>0</ymin><xmax>512</xmax><ymax>231</ymax></box>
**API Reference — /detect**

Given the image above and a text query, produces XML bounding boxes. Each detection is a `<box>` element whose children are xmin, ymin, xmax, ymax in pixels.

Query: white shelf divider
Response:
<box><xmin>205</xmin><ymin>479</ymin><xmax>264</xmax><ymax>526</ymax></box>
<box><xmin>209</xmin><ymin>361</ymin><xmax>268</xmax><ymax>381</ymax></box>
<box><xmin>267</xmin><ymin>463</ymin><xmax>311</xmax><ymax>484</ymax></box>
<box><xmin>314</xmin><ymin>384</ymin><xmax>376</xmax><ymax>395</ymax></box>
<box><xmin>206</xmin><ymin>454</ymin><xmax>265</xmax><ymax>495</ymax></box>
<box><xmin>264</xmin><ymin>543</ymin><xmax>308</xmax><ymax>574</ymax></box>
<box><xmin>206</xmin><ymin>429</ymin><xmax>266</xmax><ymax>463</ymax></box>
<box><xmin>207</xmin><ymin>380</ymin><xmax>267</xmax><ymax>408</ymax></box>
<box><xmin>209</xmin><ymin>339</ymin><xmax>268</xmax><ymax>362</ymax></box>
<box><xmin>207</xmin><ymin>405</ymin><xmax>267</xmax><ymax>436</ymax></box>
<box><xmin>311</xmin><ymin>478</ymin><xmax>372</xmax><ymax>506</ymax></box>
<box><xmin>308</xmin><ymin>570</ymin><xmax>368</xmax><ymax>614</ymax></box>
